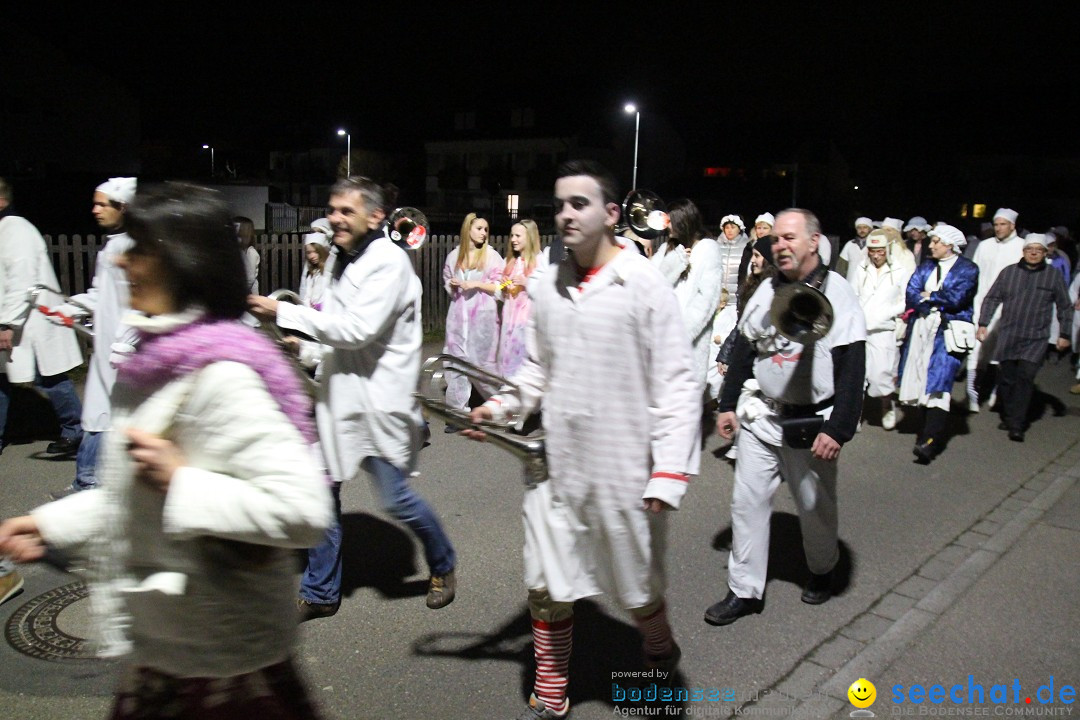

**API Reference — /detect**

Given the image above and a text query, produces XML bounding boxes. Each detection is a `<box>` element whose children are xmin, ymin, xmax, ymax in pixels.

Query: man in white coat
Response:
<box><xmin>248</xmin><ymin>176</ymin><xmax>457</xmax><ymax>620</ymax></box>
<box><xmin>850</xmin><ymin>229</ymin><xmax>912</xmax><ymax>429</ymax></box>
<box><xmin>837</xmin><ymin>216</ymin><xmax>874</xmax><ymax>280</ymax></box>
<box><xmin>0</xmin><ymin>177</ymin><xmax>84</xmax><ymax>456</ymax></box>
<box><xmin>968</xmin><ymin>208</ymin><xmax>1025</xmax><ymax>411</ymax></box>
<box><xmin>468</xmin><ymin>160</ymin><xmax>700</xmax><ymax>720</ymax></box>
<box><xmin>50</xmin><ymin>178</ymin><xmax>139</xmax><ymax>496</ymax></box>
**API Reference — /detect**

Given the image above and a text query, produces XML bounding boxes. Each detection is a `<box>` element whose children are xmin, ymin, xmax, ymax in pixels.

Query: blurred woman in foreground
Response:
<box><xmin>0</xmin><ymin>183</ymin><xmax>332</xmax><ymax>719</ymax></box>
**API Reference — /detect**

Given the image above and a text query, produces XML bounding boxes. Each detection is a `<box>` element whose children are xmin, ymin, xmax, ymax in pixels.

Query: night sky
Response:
<box><xmin>6</xmin><ymin>3</ymin><xmax>1078</xmax><ymax>231</ymax></box>
<box><xmin>10</xmin><ymin>5</ymin><xmax>1075</xmax><ymax>154</ymax></box>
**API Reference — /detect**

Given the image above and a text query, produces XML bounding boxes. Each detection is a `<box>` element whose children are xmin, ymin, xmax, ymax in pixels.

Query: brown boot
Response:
<box><xmin>426</xmin><ymin>570</ymin><xmax>456</xmax><ymax>609</ymax></box>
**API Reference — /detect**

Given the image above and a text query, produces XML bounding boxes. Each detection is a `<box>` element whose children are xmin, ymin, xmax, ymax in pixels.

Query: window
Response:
<box><xmin>507</xmin><ymin>194</ymin><xmax>520</xmax><ymax>220</ymax></box>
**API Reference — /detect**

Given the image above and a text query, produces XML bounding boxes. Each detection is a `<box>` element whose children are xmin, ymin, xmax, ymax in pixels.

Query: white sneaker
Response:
<box><xmin>855</xmin><ymin>419</ymin><xmax>864</xmax><ymax>433</ymax></box>
<box><xmin>967</xmin><ymin>397</ymin><xmax>980</xmax><ymax>413</ymax></box>
<box><xmin>882</xmin><ymin>408</ymin><xmax>899</xmax><ymax>430</ymax></box>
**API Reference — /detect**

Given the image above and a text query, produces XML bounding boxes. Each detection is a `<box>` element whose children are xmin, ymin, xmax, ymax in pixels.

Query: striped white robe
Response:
<box><xmin>488</xmin><ymin>243</ymin><xmax>700</xmax><ymax>608</ymax></box>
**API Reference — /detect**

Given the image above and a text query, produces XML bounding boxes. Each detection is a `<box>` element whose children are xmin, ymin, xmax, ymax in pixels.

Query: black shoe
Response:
<box><xmin>801</xmin><ymin>570</ymin><xmax>834</xmax><ymax>605</ymax></box>
<box><xmin>45</xmin><ymin>436</ymin><xmax>81</xmax><ymax>455</ymax></box>
<box><xmin>704</xmin><ymin>590</ymin><xmax>760</xmax><ymax>626</ymax></box>
<box><xmin>297</xmin><ymin>598</ymin><xmax>340</xmax><ymax>622</ymax></box>
<box><xmin>913</xmin><ymin>439</ymin><xmax>938</xmax><ymax>464</ymax></box>
<box><xmin>1008</xmin><ymin>430</ymin><xmax>1025</xmax><ymax>442</ymax></box>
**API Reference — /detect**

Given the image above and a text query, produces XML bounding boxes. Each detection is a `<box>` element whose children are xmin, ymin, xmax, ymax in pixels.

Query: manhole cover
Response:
<box><xmin>5</xmin><ymin>581</ymin><xmax>97</xmax><ymax>661</ymax></box>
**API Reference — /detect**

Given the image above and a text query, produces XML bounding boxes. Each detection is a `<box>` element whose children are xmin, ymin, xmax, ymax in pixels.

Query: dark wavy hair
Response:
<box><xmin>667</xmin><ymin>198</ymin><xmax>705</xmax><ymax>247</ymax></box>
<box><xmin>126</xmin><ymin>183</ymin><xmax>248</xmax><ymax>319</ymax></box>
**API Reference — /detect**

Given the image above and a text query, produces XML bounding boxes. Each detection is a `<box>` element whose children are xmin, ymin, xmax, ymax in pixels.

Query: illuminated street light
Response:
<box><xmin>624</xmin><ymin>104</ymin><xmax>640</xmax><ymax>189</ymax></box>
<box><xmin>337</xmin><ymin>129</ymin><xmax>351</xmax><ymax>177</ymax></box>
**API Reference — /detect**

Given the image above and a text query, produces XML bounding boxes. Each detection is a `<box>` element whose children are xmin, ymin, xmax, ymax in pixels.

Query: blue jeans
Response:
<box><xmin>299</xmin><ymin>457</ymin><xmax>457</xmax><ymax>605</ymax></box>
<box><xmin>0</xmin><ymin>372</ymin><xmax>83</xmax><ymax>443</ymax></box>
<box><xmin>74</xmin><ymin>431</ymin><xmax>102</xmax><ymax>489</ymax></box>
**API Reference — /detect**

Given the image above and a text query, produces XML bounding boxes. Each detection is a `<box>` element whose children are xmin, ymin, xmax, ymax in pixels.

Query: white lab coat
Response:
<box><xmin>276</xmin><ymin>232</ymin><xmax>424</xmax><ymax>479</ymax></box>
<box><xmin>651</xmin><ymin>237</ymin><xmax>723</xmax><ymax>393</ymax></box>
<box><xmin>65</xmin><ymin>232</ymin><xmax>138</xmax><ymax>430</ymax></box>
<box><xmin>0</xmin><ymin>215</ymin><xmax>83</xmax><ymax>382</ymax></box>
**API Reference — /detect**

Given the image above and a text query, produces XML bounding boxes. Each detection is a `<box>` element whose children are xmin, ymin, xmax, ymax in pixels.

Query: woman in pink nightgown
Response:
<box><xmin>497</xmin><ymin>219</ymin><xmax>546</xmax><ymax>379</ymax></box>
<box><xmin>442</xmin><ymin>213</ymin><xmax>503</xmax><ymax>412</ymax></box>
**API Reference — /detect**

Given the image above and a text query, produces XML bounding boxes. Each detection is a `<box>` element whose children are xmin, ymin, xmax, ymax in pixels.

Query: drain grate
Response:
<box><xmin>5</xmin><ymin>581</ymin><xmax>97</xmax><ymax>662</ymax></box>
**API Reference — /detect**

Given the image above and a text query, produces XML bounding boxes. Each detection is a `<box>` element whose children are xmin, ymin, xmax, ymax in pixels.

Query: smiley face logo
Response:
<box><xmin>848</xmin><ymin>678</ymin><xmax>877</xmax><ymax>708</ymax></box>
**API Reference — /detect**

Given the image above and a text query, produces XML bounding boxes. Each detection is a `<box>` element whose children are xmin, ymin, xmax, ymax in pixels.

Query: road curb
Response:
<box><xmin>739</xmin><ymin>439</ymin><xmax>1080</xmax><ymax>718</ymax></box>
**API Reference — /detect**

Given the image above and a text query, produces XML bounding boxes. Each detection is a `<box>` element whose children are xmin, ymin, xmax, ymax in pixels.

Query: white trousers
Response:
<box><xmin>727</xmin><ymin>426</ymin><xmax>839</xmax><ymax>600</ymax></box>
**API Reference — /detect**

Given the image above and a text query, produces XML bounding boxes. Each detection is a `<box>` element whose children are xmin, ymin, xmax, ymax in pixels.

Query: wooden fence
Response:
<box><xmin>44</xmin><ymin>233</ymin><xmax>554</xmax><ymax>336</ymax></box>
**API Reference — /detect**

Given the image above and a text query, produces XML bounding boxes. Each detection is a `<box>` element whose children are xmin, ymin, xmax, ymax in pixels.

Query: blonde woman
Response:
<box><xmin>442</xmin><ymin>213</ymin><xmax>503</xmax><ymax>413</ymax></box>
<box><xmin>497</xmin><ymin>220</ymin><xmax>548</xmax><ymax>378</ymax></box>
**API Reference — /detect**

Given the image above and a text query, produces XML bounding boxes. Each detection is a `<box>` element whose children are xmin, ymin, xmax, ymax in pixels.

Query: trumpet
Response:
<box><xmin>259</xmin><ymin>288</ymin><xmax>319</xmax><ymax>394</ymax></box>
<box><xmin>386</xmin><ymin>207</ymin><xmax>431</xmax><ymax>250</ymax></box>
<box><xmin>416</xmin><ymin>354</ymin><xmax>547</xmax><ymax>488</ymax></box>
<box><xmin>28</xmin><ymin>284</ymin><xmax>94</xmax><ymax>339</ymax></box>
<box><xmin>769</xmin><ymin>275</ymin><xmax>833</xmax><ymax>345</ymax></box>
<box><xmin>621</xmin><ymin>190</ymin><xmax>670</xmax><ymax>240</ymax></box>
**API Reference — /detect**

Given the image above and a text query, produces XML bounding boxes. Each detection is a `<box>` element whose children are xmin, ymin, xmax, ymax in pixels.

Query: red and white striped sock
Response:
<box><xmin>532</xmin><ymin>616</ymin><xmax>572</xmax><ymax>715</ymax></box>
<box><xmin>633</xmin><ymin>603</ymin><xmax>674</xmax><ymax>659</ymax></box>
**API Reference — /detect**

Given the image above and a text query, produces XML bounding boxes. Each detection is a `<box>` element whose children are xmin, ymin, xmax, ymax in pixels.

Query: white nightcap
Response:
<box><xmin>720</xmin><ymin>214</ymin><xmax>745</xmax><ymax>231</ymax></box>
<box><xmin>95</xmin><ymin>177</ymin><xmax>137</xmax><ymax>205</ymax></box>
<box><xmin>903</xmin><ymin>216</ymin><xmax>931</xmax><ymax>232</ymax></box>
<box><xmin>994</xmin><ymin>208</ymin><xmax>1019</xmax><ymax>224</ymax></box>
<box><xmin>929</xmin><ymin>224</ymin><xmax>966</xmax><ymax>249</ymax></box>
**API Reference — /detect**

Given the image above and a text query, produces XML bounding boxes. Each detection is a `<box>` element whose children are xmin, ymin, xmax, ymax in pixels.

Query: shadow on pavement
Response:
<box><xmin>711</xmin><ymin>512</ymin><xmax>856</xmax><ymax>598</ymax></box>
<box><xmin>413</xmin><ymin>600</ymin><xmax>691</xmax><ymax>715</ymax></box>
<box><xmin>339</xmin><ymin>512</ymin><xmax>427</xmax><ymax>600</ymax></box>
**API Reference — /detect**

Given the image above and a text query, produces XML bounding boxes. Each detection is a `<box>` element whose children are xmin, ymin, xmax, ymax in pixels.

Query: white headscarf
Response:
<box><xmin>754</xmin><ymin>212</ymin><xmax>775</xmax><ymax>227</ymax></box>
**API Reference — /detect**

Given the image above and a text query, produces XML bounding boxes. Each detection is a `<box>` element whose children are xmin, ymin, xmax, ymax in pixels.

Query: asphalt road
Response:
<box><xmin>1</xmin><ymin>351</ymin><xmax>1078</xmax><ymax>719</ymax></box>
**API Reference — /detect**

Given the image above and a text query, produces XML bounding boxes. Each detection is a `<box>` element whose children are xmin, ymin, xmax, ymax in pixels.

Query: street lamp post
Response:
<box><xmin>337</xmin><ymin>129</ymin><xmax>351</xmax><ymax>177</ymax></box>
<box><xmin>201</xmin><ymin>144</ymin><xmax>214</xmax><ymax>176</ymax></box>
<box><xmin>624</xmin><ymin>104</ymin><xmax>640</xmax><ymax>190</ymax></box>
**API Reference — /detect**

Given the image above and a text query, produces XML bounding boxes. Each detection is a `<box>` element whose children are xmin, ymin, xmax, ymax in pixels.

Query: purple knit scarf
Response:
<box><xmin>117</xmin><ymin>320</ymin><xmax>318</xmax><ymax>446</ymax></box>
